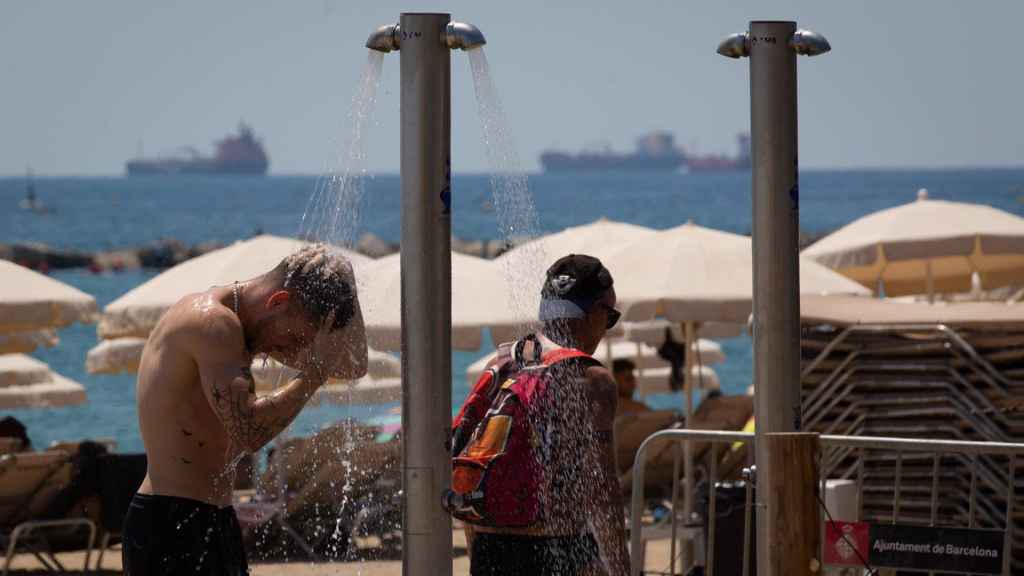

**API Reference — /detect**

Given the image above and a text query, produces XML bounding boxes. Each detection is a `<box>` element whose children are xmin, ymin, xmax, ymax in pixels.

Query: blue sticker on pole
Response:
<box><xmin>441</xmin><ymin>155</ymin><xmax>452</xmax><ymax>215</ymax></box>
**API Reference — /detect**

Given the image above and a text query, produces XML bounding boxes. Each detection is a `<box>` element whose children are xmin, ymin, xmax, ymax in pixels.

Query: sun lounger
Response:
<box><xmin>0</xmin><ymin>451</ymin><xmax>95</xmax><ymax>575</ymax></box>
<box><xmin>239</xmin><ymin>421</ymin><xmax>402</xmax><ymax>560</ymax></box>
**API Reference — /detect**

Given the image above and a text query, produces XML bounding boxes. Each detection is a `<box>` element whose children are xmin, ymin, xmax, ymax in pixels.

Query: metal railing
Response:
<box><xmin>629</xmin><ymin>429</ymin><xmax>1024</xmax><ymax>576</ymax></box>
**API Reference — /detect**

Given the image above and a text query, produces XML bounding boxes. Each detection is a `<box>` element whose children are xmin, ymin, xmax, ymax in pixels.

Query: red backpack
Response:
<box><xmin>442</xmin><ymin>335</ymin><xmax>598</xmax><ymax>528</ymax></box>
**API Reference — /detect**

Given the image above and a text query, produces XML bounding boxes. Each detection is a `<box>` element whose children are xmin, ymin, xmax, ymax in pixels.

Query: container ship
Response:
<box><xmin>539</xmin><ymin>132</ymin><xmax>750</xmax><ymax>173</ymax></box>
<box><xmin>125</xmin><ymin>123</ymin><xmax>269</xmax><ymax>176</ymax></box>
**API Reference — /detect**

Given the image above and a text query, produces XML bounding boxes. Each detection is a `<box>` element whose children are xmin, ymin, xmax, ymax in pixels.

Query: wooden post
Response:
<box><xmin>763</xmin><ymin>432</ymin><xmax>821</xmax><ymax>576</ymax></box>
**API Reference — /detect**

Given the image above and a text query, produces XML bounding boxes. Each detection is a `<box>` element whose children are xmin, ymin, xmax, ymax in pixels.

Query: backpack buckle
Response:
<box><xmin>513</xmin><ymin>334</ymin><xmax>543</xmax><ymax>367</ymax></box>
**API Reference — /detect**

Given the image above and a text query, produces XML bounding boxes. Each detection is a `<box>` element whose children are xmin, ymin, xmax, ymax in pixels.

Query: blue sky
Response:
<box><xmin>1</xmin><ymin>1</ymin><xmax>1022</xmax><ymax>175</ymax></box>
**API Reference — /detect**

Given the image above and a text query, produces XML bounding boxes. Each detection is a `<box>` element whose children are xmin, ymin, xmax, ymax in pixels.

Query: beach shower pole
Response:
<box><xmin>718</xmin><ymin>21</ymin><xmax>830</xmax><ymax>576</ymax></box>
<box><xmin>366</xmin><ymin>14</ymin><xmax>484</xmax><ymax>575</ymax></box>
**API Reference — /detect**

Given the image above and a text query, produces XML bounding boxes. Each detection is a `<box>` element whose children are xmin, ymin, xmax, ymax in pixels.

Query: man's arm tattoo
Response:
<box><xmin>208</xmin><ymin>364</ymin><xmax>307</xmax><ymax>452</ymax></box>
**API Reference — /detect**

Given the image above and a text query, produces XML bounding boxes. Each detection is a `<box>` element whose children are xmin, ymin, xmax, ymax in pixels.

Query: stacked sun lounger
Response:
<box><xmin>799</xmin><ymin>295</ymin><xmax>1024</xmax><ymax>570</ymax></box>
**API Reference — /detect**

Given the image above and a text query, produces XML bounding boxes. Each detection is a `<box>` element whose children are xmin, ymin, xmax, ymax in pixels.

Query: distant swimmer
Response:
<box><xmin>123</xmin><ymin>244</ymin><xmax>367</xmax><ymax>576</ymax></box>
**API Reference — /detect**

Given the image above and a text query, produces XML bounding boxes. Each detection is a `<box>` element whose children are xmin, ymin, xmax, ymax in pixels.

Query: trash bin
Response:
<box><xmin>695</xmin><ymin>480</ymin><xmax>756</xmax><ymax>576</ymax></box>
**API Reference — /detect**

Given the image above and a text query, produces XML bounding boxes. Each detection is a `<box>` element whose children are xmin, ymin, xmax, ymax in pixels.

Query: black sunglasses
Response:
<box><xmin>598</xmin><ymin>303</ymin><xmax>621</xmax><ymax>330</ymax></box>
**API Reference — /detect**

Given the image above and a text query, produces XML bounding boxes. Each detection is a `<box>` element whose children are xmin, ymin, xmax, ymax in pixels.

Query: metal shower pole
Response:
<box><xmin>366</xmin><ymin>14</ymin><xmax>485</xmax><ymax>575</ymax></box>
<box><xmin>718</xmin><ymin>21</ymin><xmax>830</xmax><ymax>576</ymax></box>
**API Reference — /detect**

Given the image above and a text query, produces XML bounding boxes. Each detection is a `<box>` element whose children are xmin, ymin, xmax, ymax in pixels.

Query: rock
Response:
<box><xmin>137</xmin><ymin>239</ymin><xmax>191</xmax><ymax>268</ymax></box>
<box><xmin>357</xmin><ymin>233</ymin><xmax>397</xmax><ymax>259</ymax></box>
<box><xmin>8</xmin><ymin>242</ymin><xmax>92</xmax><ymax>269</ymax></box>
<box><xmin>451</xmin><ymin>237</ymin><xmax>485</xmax><ymax>258</ymax></box>
<box><xmin>93</xmin><ymin>250</ymin><xmax>141</xmax><ymax>270</ymax></box>
<box><xmin>484</xmin><ymin>239</ymin><xmax>513</xmax><ymax>259</ymax></box>
<box><xmin>190</xmin><ymin>241</ymin><xmax>225</xmax><ymax>258</ymax></box>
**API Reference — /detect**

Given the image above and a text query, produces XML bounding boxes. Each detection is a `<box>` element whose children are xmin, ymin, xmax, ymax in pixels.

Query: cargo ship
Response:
<box><xmin>125</xmin><ymin>123</ymin><xmax>269</xmax><ymax>176</ymax></box>
<box><xmin>539</xmin><ymin>132</ymin><xmax>750</xmax><ymax>173</ymax></box>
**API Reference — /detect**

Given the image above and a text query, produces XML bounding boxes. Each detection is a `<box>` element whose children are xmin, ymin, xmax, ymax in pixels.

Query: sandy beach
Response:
<box><xmin>2</xmin><ymin>529</ymin><xmax>679</xmax><ymax>574</ymax></box>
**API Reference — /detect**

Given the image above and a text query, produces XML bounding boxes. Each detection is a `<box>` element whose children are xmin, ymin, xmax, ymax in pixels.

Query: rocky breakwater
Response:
<box><xmin>0</xmin><ymin>232</ymin><xmax>519</xmax><ymax>273</ymax></box>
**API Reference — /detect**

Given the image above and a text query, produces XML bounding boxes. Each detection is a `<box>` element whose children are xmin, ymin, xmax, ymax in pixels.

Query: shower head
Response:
<box><xmin>790</xmin><ymin>29</ymin><xmax>831</xmax><ymax>56</ymax></box>
<box><xmin>716</xmin><ymin>33</ymin><xmax>750</xmax><ymax>59</ymax></box>
<box><xmin>444</xmin><ymin>21</ymin><xmax>486</xmax><ymax>51</ymax></box>
<box><xmin>366</xmin><ymin>23</ymin><xmax>400</xmax><ymax>53</ymax></box>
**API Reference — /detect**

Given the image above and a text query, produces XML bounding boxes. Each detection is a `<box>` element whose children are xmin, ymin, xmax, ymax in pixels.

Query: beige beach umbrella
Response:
<box><xmin>97</xmin><ymin>235</ymin><xmax>373</xmax><ymax>340</ymax></box>
<box><xmin>0</xmin><ymin>330</ymin><xmax>58</xmax><ymax>355</ymax></box>
<box><xmin>602</xmin><ymin>221</ymin><xmax>868</xmax><ymax>407</ymax></box>
<box><xmin>606</xmin><ymin>221</ymin><xmax>870</xmax><ymax>324</ymax></box>
<box><xmin>802</xmin><ymin>189</ymin><xmax>1024</xmax><ymax>299</ymax></box>
<box><xmin>357</xmin><ymin>252</ymin><xmax>534</xmax><ymax>351</ymax></box>
<box><xmin>0</xmin><ymin>354</ymin><xmax>87</xmax><ymax>409</ymax></box>
<box><xmin>0</xmin><ymin>260</ymin><xmax>98</xmax><ymax>335</ymax></box>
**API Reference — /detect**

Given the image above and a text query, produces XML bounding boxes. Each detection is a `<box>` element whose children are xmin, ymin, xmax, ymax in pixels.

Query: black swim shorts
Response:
<box><xmin>470</xmin><ymin>532</ymin><xmax>601</xmax><ymax>576</ymax></box>
<box><xmin>122</xmin><ymin>493</ymin><xmax>249</xmax><ymax>576</ymax></box>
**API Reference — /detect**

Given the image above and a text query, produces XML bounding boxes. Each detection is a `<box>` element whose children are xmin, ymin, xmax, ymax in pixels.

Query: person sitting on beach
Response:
<box><xmin>612</xmin><ymin>358</ymin><xmax>652</xmax><ymax>417</ymax></box>
<box><xmin>123</xmin><ymin>243</ymin><xmax>367</xmax><ymax>576</ymax></box>
<box><xmin>467</xmin><ymin>254</ymin><xmax>629</xmax><ymax>576</ymax></box>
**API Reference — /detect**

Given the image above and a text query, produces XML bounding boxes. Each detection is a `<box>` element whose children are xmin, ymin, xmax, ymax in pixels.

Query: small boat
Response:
<box><xmin>18</xmin><ymin>169</ymin><xmax>52</xmax><ymax>214</ymax></box>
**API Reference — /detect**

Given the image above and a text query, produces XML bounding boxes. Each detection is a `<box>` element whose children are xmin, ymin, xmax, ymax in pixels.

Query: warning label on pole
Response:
<box><xmin>867</xmin><ymin>524</ymin><xmax>1004</xmax><ymax>574</ymax></box>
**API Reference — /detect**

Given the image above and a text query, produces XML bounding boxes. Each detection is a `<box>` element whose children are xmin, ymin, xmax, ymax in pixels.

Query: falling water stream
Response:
<box><xmin>467</xmin><ymin>48</ymin><xmax>549</xmax><ymax>327</ymax></box>
<box><xmin>467</xmin><ymin>47</ymin><xmax>618</xmax><ymax>574</ymax></box>
<box><xmin>301</xmin><ymin>50</ymin><xmax>385</xmax><ymax>248</ymax></box>
<box><xmin>240</xmin><ymin>50</ymin><xmax>390</xmax><ymax>569</ymax></box>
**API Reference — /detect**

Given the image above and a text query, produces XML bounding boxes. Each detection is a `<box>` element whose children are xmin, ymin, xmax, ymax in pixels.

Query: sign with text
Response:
<box><xmin>824</xmin><ymin>521</ymin><xmax>870</xmax><ymax>566</ymax></box>
<box><xmin>868</xmin><ymin>524</ymin><xmax>1004</xmax><ymax>574</ymax></box>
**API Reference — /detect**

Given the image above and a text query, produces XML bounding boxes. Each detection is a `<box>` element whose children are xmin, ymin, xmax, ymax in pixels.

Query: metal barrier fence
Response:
<box><xmin>629</xmin><ymin>429</ymin><xmax>1024</xmax><ymax>576</ymax></box>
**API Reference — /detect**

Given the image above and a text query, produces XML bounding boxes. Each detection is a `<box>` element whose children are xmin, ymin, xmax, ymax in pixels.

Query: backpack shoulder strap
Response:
<box><xmin>541</xmin><ymin>348</ymin><xmax>600</xmax><ymax>367</ymax></box>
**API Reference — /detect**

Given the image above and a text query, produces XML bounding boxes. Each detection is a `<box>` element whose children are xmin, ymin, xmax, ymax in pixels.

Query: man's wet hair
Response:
<box><xmin>612</xmin><ymin>359</ymin><xmax>636</xmax><ymax>374</ymax></box>
<box><xmin>271</xmin><ymin>244</ymin><xmax>356</xmax><ymax>331</ymax></box>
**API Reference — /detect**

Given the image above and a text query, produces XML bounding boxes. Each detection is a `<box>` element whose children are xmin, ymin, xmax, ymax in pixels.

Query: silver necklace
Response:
<box><xmin>232</xmin><ymin>281</ymin><xmax>240</xmax><ymax>315</ymax></box>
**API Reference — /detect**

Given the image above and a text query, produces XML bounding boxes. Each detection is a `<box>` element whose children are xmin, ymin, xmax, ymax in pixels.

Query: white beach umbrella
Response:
<box><xmin>85</xmin><ymin>337</ymin><xmax>146</xmax><ymax>375</ymax></box>
<box><xmin>488</xmin><ymin>219</ymin><xmax>658</xmax><ymax>340</ymax></box>
<box><xmin>357</xmin><ymin>252</ymin><xmax>534</xmax><ymax>351</ymax></box>
<box><xmin>86</xmin><ymin>335</ymin><xmax>400</xmax><ymax>382</ymax></box>
<box><xmin>249</xmin><ymin>357</ymin><xmax>400</xmax><ymax>406</ymax></box>
<box><xmin>634</xmin><ymin>366</ymin><xmax>720</xmax><ymax>399</ymax></box>
<box><xmin>0</xmin><ymin>354</ymin><xmax>87</xmax><ymax>409</ymax></box>
<box><xmin>592</xmin><ymin>338</ymin><xmax>725</xmax><ymax>370</ymax></box>
<box><xmin>619</xmin><ymin>319</ymin><xmax>742</xmax><ymax>346</ymax></box>
<box><xmin>97</xmin><ymin>235</ymin><xmax>373</xmax><ymax>340</ymax></box>
<box><xmin>802</xmin><ymin>189</ymin><xmax>1024</xmax><ymax>299</ymax></box>
<box><xmin>464</xmin><ymin>339</ymin><xmax>724</xmax><ymax>388</ymax></box>
<box><xmin>496</xmin><ymin>218</ymin><xmax>657</xmax><ymax>266</ymax></box>
<box><xmin>0</xmin><ymin>260</ymin><xmax>97</xmax><ymax>335</ymax></box>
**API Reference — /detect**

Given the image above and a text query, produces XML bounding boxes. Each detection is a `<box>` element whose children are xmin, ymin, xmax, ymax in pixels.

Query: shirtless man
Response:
<box><xmin>468</xmin><ymin>254</ymin><xmax>630</xmax><ymax>576</ymax></box>
<box><xmin>122</xmin><ymin>244</ymin><xmax>367</xmax><ymax>576</ymax></box>
<box><xmin>612</xmin><ymin>359</ymin><xmax>652</xmax><ymax>417</ymax></box>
